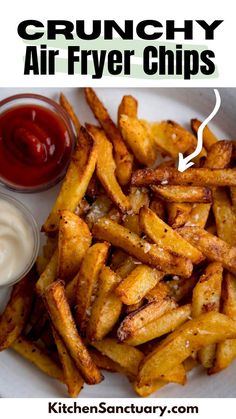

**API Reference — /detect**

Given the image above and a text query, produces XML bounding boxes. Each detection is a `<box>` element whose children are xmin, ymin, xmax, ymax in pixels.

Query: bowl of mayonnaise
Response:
<box><xmin>0</xmin><ymin>193</ymin><xmax>40</xmax><ymax>287</ymax></box>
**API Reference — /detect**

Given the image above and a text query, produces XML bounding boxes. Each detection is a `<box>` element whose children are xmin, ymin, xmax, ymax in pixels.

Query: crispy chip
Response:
<box><xmin>42</xmin><ymin>127</ymin><xmax>97</xmax><ymax>234</ymax></box>
<box><xmin>84</xmin><ymin>88</ymin><xmax>133</xmax><ymax>185</ymax></box>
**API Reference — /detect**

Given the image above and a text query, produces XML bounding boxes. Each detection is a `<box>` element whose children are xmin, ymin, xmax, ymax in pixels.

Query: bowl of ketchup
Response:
<box><xmin>0</xmin><ymin>93</ymin><xmax>76</xmax><ymax>192</ymax></box>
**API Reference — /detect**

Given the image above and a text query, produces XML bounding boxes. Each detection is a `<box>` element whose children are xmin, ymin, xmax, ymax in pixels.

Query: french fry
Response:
<box><xmin>132</xmin><ymin>167</ymin><xmax>236</xmax><ymax>187</ymax></box>
<box><xmin>36</xmin><ymin>250</ymin><xmax>58</xmax><ymax>296</ymax></box>
<box><xmin>177</xmin><ymin>226</ymin><xmax>236</xmax><ymax>275</ymax></box>
<box><xmin>210</xmin><ymin>338</ymin><xmax>236</xmax><ymax>375</ymax></box>
<box><xmin>58</xmin><ymin>211</ymin><xmax>92</xmax><ymax>282</ymax></box>
<box><xmin>118</xmin><ymin>95</ymin><xmax>138</xmax><ymax>128</ymax></box>
<box><xmin>209</xmin><ymin>272</ymin><xmax>236</xmax><ymax>374</ymax></box>
<box><xmin>60</xmin><ymin>93</ymin><xmax>81</xmax><ymax>136</ymax></box>
<box><xmin>86</xmin><ymin>124</ymin><xmax>131</xmax><ymax>213</ymax></box>
<box><xmin>92</xmin><ymin>338</ymin><xmax>144</xmax><ymax>377</ymax></box>
<box><xmin>42</xmin><ymin>127</ymin><xmax>97</xmax><ymax>234</ymax></box>
<box><xmin>137</xmin><ymin>312</ymin><xmax>236</xmax><ymax>386</ymax></box>
<box><xmin>117</xmin><ymin>298</ymin><xmax>177</xmax><ymax>342</ymax></box>
<box><xmin>116</xmin><ymin>265</ymin><xmax>164</xmax><ymax>305</ymax></box>
<box><xmin>145</xmin><ymin>281</ymin><xmax>170</xmax><ymax>302</ymax></box>
<box><xmin>133</xmin><ymin>364</ymin><xmax>186</xmax><ymax>397</ymax></box>
<box><xmin>189</xmin><ymin>144</ymin><xmax>232</xmax><ymax>235</ymax></box>
<box><xmin>152</xmin><ymin>185</ymin><xmax>212</xmax><ymax>203</ymax></box>
<box><xmin>119</xmin><ymin>115</ymin><xmax>158</xmax><ymax>166</ymax></box>
<box><xmin>89</xmin><ymin>347</ymin><xmax>125</xmax><ymax>373</ymax></box>
<box><xmin>191</xmin><ymin>119</ymin><xmax>218</xmax><ymax>151</ymax></box>
<box><xmin>92</xmin><ymin>218</ymin><xmax>193</xmax><ymax>277</ymax></box>
<box><xmin>12</xmin><ymin>336</ymin><xmax>64</xmax><ymax>382</ymax></box>
<box><xmin>184</xmin><ymin>204</ymin><xmax>211</xmax><ymax>228</ymax></box>
<box><xmin>52</xmin><ymin>328</ymin><xmax>84</xmax><ymax>397</ymax></box>
<box><xmin>84</xmin><ymin>88</ymin><xmax>133</xmax><ymax>185</ymax></box>
<box><xmin>212</xmin><ymin>188</ymin><xmax>236</xmax><ymax>246</ymax></box>
<box><xmin>86</xmin><ymin>267</ymin><xmax>122</xmax><ymax>341</ymax></box>
<box><xmin>220</xmin><ymin>272</ymin><xmax>236</xmax><ymax>321</ymax></box>
<box><xmin>123</xmin><ymin>304</ymin><xmax>191</xmax><ymax>346</ymax></box>
<box><xmin>140</xmin><ymin>207</ymin><xmax>204</xmax><ymax>264</ymax></box>
<box><xmin>122</xmin><ymin>186</ymin><xmax>150</xmax><ymax>235</ymax></box>
<box><xmin>149</xmin><ymin>120</ymin><xmax>197</xmax><ymax>158</ymax></box>
<box><xmin>204</xmin><ymin>141</ymin><xmax>232</xmax><ymax>169</ymax></box>
<box><xmin>192</xmin><ymin>263</ymin><xmax>223</xmax><ymax>368</ymax></box>
<box><xmin>75</xmin><ymin>242</ymin><xmax>110</xmax><ymax>333</ymax></box>
<box><xmin>43</xmin><ymin>280</ymin><xmax>102</xmax><ymax>384</ymax></box>
<box><xmin>0</xmin><ymin>271</ymin><xmax>36</xmax><ymax>351</ymax></box>
<box><xmin>167</xmin><ymin>202</ymin><xmax>192</xmax><ymax>228</ymax></box>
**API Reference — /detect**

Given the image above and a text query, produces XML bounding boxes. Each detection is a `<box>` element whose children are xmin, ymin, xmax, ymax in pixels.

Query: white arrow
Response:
<box><xmin>178</xmin><ymin>89</ymin><xmax>221</xmax><ymax>172</ymax></box>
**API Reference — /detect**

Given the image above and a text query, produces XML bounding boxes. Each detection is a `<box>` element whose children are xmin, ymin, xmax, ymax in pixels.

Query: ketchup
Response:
<box><xmin>0</xmin><ymin>104</ymin><xmax>74</xmax><ymax>189</ymax></box>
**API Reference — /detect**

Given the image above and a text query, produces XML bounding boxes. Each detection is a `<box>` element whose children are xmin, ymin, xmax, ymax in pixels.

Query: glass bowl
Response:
<box><xmin>0</xmin><ymin>192</ymin><xmax>40</xmax><ymax>288</ymax></box>
<box><xmin>0</xmin><ymin>93</ymin><xmax>76</xmax><ymax>193</ymax></box>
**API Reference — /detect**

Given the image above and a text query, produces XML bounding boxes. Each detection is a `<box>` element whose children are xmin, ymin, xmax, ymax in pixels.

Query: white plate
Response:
<box><xmin>0</xmin><ymin>87</ymin><xmax>236</xmax><ymax>398</ymax></box>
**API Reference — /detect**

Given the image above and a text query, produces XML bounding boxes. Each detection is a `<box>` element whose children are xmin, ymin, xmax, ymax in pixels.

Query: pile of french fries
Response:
<box><xmin>1</xmin><ymin>88</ymin><xmax>236</xmax><ymax>398</ymax></box>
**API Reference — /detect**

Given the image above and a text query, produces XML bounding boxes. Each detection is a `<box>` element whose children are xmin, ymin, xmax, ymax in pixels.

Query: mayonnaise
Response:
<box><xmin>0</xmin><ymin>197</ymin><xmax>38</xmax><ymax>286</ymax></box>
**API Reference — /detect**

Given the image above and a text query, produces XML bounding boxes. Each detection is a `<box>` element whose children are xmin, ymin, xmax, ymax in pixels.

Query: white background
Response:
<box><xmin>1</xmin><ymin>398</ymin><xmax>235</xmax><ymax>419</ymax></box>
<box><xmin>0</xmin><ymin>0</ymin><xmax>235</xmax><ymax>87</ymax></box>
